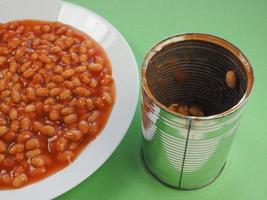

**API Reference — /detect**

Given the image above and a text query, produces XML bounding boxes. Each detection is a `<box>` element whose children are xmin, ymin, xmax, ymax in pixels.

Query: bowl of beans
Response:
<box><xmin>0</xmin><ymin>19</ymin><xmax>116</xmax><ymax>188</ymax></box>
<box><xmin>0</xmin><ymin>0</ymin><xmax>139</xmax><ymax>198</ymax></box>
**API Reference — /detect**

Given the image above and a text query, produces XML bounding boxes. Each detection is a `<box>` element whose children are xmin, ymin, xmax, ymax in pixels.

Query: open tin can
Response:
<box><xmin>141</xmin><ymin>33</ymin><xmax>254</xmax><ymax>189</ymax></box>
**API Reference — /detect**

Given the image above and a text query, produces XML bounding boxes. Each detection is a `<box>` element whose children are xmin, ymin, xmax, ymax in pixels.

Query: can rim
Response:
<box><xmin>141</xmin><ymin>33</ymin><xmax>254</xmax><ymax>120</ymax></box>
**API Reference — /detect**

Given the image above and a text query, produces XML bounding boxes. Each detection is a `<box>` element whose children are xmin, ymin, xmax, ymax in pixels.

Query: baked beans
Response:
<box><xmin>0</xmin><ymin>20</ymin><xmax>115</xmax><ymax>189</ymax></box>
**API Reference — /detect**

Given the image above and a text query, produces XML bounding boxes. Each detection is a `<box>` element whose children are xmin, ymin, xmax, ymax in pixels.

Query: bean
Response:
<box><xmin>35</xmin><ymin>102</ymin><xmax>44</xmax><ymax>115</ymax></box>
<box><xmin>26</xmin><ymin>149</ymin><xmax>41</xmax><ymax>159</ymax></box>
<box><xmin>81</xmin><ymin>76</ymin><xmax>91</xmax><ymax>85</ymax></box>
<box><xmin>64</xmin><ymin>130</ymin><xmax>82</xmax><ymax>142</ymax></box>
<box><xmin>20</xmin><ymin>61</ymin><xmax>31</xmax><ymax>72</ymax></box>
<box><xmin>45</xmin><ymin>83</ymin><xmax>56</xmax><ymax>89</ymax></box>
<box><xmin>12</xmin><ymin>173</ymin><xmax>28</xmax><ymax>188</ymax></box>
<box><xmin>64</xmin><ymin>114</ymin><xmax>78</xmax><ymax>124</ymax></box>
<box><xmin>88</xmin><ymin>111</ymin><xmax>101</xmax><ymax>122</ymax></box>
<box><xmin>69</xmin><ymin>97</ymin><xmax>77</xmax><ymax>107</ymax></box>
<box><xmin>1</xmin><ymin>90</ymin><xmax>10</xmax><ymax>99</ymax></box>
<box><xmin>7</xmin><ymin>37</ymin><xmax>20</xmax><ymax>49</ymax></box>
<box><xmin>88</xmin><ymin>122</ymin><xmax>98</xmax><ymax>134</ymax></box>
<box><xmin>59</xmin><ymin>89</ymin><xmax>72</xmax><ymax>100</ymax></box>
<box><xmin>12</xmin><ymin>82</ymin><xmax>21</xmax><ymax>90</ymax></box>
<box><xmin>71</xmin><ymin>52</ymin><xmax>79</xmax><ymax>63</ymax></box>
<box><xmin>69</xmin><ymin>142</ymin><xmax>79</xmax><ymax>150</ymax></box>
<box><xmin>0</xmin><ymin>56</ymin><xmax>6</xmax><ymax>66</ymax></box>
<box><xmin>0</xmin><ymin>140</ymin><xmax>7</xmax><ymax>153</ymax></box>
<box><xmin>40</xmin><ymin>125</ymin><xmax>56</xmax><ymax>137</ymax></box>
<box><xmin>53</xmin><ymin>65</ymin><xmax>64</xmax><ymax>74</ymax></box>
<box><xmin>88</xmin><ymin>63</ymin><xmax>103</xmax><ymax>72</ymax></box>
<box><xmin>25</xmin><ymin>138</ymin><xmax>40</xmax><ymax>150</ymax></box>
<box><xmin>90</xmin><ymin>79</ymin><xmax>98</xmax><ymax>88</ymax></box>
<box><xmin>74</xmin><ymin>87</ymin><xmax>90</xmax><ymax>97</ymax></box>
<box><xmin>9</xmin><ymin>60</ymin><xmax>18</xmax><ymax>73</ymax></box>
<box><xmin>11</xmin><ymin>89</ymin><xmax>21</xmax><ymax>103</ymax></box>
<box><xmin>0</xmin><ymin>153</ymin><xmax>5</xmax><ymax>162</ymax></box>
<box><xmin>88</xmin><ymin>49</ymin><xmax>95</xmax><ymax>56</ymax></box>
<box><xmin>79</xmin><ymin>54</ymin><xmax>87</xmax><ymax>62</ymax></box>
<box><xmin>29</xmin><ymin>168</ymin><xmax>46</xmax><ymax>176</ymax></box>
<box><xmin>44</xmin><ymin>97</ymin><xmax>56</xmax><ymax>105</ymax></box>
<box><xmin>95</xmin><ymin>97</ymin><xmax>105</xmax><ymax>108</ymax></box>
<box><xmin>102</xmin><ymin>92</ymin><xmax>113</xmax><ymax>104</ymax></box>
<box><xmin>52</xmin><ymin>74</ymin><xmax>64</xmax><ymax>83</ymax></box>
<box><xmin>189</xmin><ymin>105</ymin><xmax>204</xmax><ymax>117</ymax></box>
<box><xmin>62</xmin><ymin>69</ymin><xmax>75</xmax><ymax>79</ymax></box>
<box><xmin>2</xmin><ymin>131</ymin><xmax>16</xmax><ymax>142</ymax></box>
<box><xmin>39</xmin><ymin>53</ymin><xmax>51</xmax><ymax>63</ymax></box>
<box><xmin>33</xmin><ymin>121</ymin><xmax>43</xmax><ymax>132</ymax></box>
<box><xmin>60</xmin><ymin>107</ymin><xmax>75</xmax><ymax>116</ymax></box>
<box><xmin>0</xmin><ymin>79</ymin><xmax>7</xmax><ymax>91</ymax></box>
<box><xmin>10</xmin><ymin>120</ymin><xmax>20</xmax><ymax>132</ymax></box>
<box><xmin>64</xmin><ymin>37</ymin><xmax>74</xmax><ymax>48</ymax></box>
<box><xmin>78</xmin><ymin>120</ymin><xmax>89</xmax><ymax>134</ymax></box>
<box><xmin>24</xmin><ymin>104</ymin><xmax>35</xmax><ymax>112</ymax></box>
<box><xmin>75</xmin><ymin>65</ymin><xmax>87</xmax><ymax>72</ymax></box>
<box><xmin>23</xmin><ymin>68</ymin><xmax>35</xmax><ymax>78</ymax></box>
<box><xmin>53</xmin><ymin>104</ymin><xmax>64</xmax><ymax>111</ymax></box>
<box><xmin>15</xmin><ymin>153</ymin><xmax>25</xmax><ymax>162</ymax></box>
<box><xmin>50</xmin><ymin>87</ymin><xmax>62</xmax><ymax>96</ymax></box>
<box><xmin>9</xmin><ymin>144</ymin><xmax>24</xmax><ymax>155</ymax></box>
<box><xmin>0</xmin><ymin>103</ymin><xmax>10</xmax><ymax>113</ymax></box>
<box><xmin>31</xmin><ymin>53</ymin><xmax>38</xmax><ymax>60</ymax></box>
<box><xmin>41</xmin><ymin>25</ymin><xmax>50</xmax><ymax>33</ymax></box>
<box><xmin>12</xmin><ymin>74</ymin><xmax>20</xmax><ymax>83</ymax></box>
<box><xmin>101</xmin><ymin>74</ymin><xmax>113</xmax><ymax>86</ymax></box>
<box><xmin>86</xmin><ymin>98</ymin><xmax>95</xmax><ymax>110</ymax></box>
<box><xmin>57</xmin><ymin>150</ymin><xmax>74</xmax><ymax>162</ymax></box>
<box><xmin>50</xmin><ymin>46</ymin><xmax>61</xmax><ymax>53</ymax></box>
<box><xmin>61</xmin><ymin>55</ymin><xmax>71</xmax><ymax>65</ymax></box>
<box><xmin>1</xmin><ymin>173</ymin><xmax>12</xmax><ymax>185</ymax></box>
<box><xmin>17</xmin><ymin>131</ymin><xmax>33</xmax><ymax>143</ymax></box>
<box><xmin>226</xmin><ymin>70</ymin><xmax>237</xmax><ymax>88</ymax></box>
<box><xmin>36</xmin><ymin>87</ymin><xmax>49</xmax><ymax>97</ymax></box>
<box><xmin>31</xmin><ymin>156</ymin><xmax>45</xmax><ymax>168</ymax></box>
<box><xmin>25</xmin><ymin>87</ymin><xmax>36</xmax><ymax>101</ymax></box>
<box><xmin>71</xmin><ymin>77</ymin><xmax>82</xmax><ymax>87</ymax></box>
<box><xmin>0</xmin><ymin>117</ymin><xmax>6</xmax><ymax>125</ymax></box>
<box><xmin>76</xmin><ymin>97</ymin><xmax>87</xmax><ymax>109</ymax></box>
<box><xmin>16</xmin><ymin>25</ymin><xmax>25</xmax><ymax>33</ymax></box>
<box><xmin>15</xmin><ymin>47</ymin><xmax>26</xmax><ymax>59</ymax></box>
<box><xmin>3</xmin><ymin>157</ymin><xmax>16</xmax><ymax>169</ymax></box>
<box><xmin>178</xmin><ymin>104</ymin><xmax>190</xmax><ymax>115</ymax></box>
<box><xmin>21</xmin><ymin>117</ymin><xmax>31</xmax><ymax>130</ymax></box>
<box><xmin>55</xmin><ymin>137</ymin><xmax>68</xmax><ymax>152</ymax></box>
<box><xmin>49</xmin><ymin>110</ymin><xmax>60</xmax><ymax>121</ymax></box>
<box><xmin>9</xmin><ymin>108</ymin><xmax>18</xmax><ymax>120</ymax></box>
<box><xmin>0</xmin><ymin>47</ymin><xmax>9</xmax><ymax>55</ymax></box>
<box><xmin>0</xmin><ymin>126</ymin><xmax>8</xmax><ymax>136</ymax></box>
<box><xmin>62</xmin><ymin>81</ymin><xmax>72</xmax><ymax>90</ymax></box>
<box><xmin>168</xmin><ymin>103</ymin><xmax>179</xmax><ymax>112</ymax></box>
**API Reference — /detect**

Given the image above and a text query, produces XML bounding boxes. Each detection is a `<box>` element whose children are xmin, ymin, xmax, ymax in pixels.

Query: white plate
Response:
<box><xmin>0</xmin><ymin>0</ymin><xmax>139</xmax><ymax>199</ymax></box>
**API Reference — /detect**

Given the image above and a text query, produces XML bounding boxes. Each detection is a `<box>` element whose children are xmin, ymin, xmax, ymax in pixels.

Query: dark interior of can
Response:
<box><xmin>146</xmin><ymin>40</ymin><xmax>248</xmax><ymax>116</ymax></box>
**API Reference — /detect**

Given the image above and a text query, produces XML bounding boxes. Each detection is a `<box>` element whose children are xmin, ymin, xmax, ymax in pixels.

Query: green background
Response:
<box><xmin>57</xmin><ymin>0</ymin><xmax>267</xmax><ymax>199</ymax></box>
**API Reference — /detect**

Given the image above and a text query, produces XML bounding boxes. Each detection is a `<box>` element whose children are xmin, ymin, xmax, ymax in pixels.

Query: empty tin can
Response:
<box><xmin>141</xmin><ymin>33</ymin><xmax>254</xmax><ymax>189</ymax></box>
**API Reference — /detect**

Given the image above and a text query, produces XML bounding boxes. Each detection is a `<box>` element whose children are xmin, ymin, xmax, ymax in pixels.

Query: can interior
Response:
<box><xmin>146</xmin><ymin>40</ymin><xmax>248</xmax><ymax>116</ymax></box>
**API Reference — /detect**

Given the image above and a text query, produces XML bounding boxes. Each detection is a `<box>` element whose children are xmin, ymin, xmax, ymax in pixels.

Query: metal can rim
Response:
<box><xmin>141</xmin><ymin>33</ymin><xmax>254</xmax><ymax>120</ymax></box>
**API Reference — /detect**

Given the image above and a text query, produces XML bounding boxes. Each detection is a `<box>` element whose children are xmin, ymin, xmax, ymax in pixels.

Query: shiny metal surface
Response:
<box><xmin>141</xmin><ymin>33</ymin><xmax>254</xmax><ymax>189</ymax></box>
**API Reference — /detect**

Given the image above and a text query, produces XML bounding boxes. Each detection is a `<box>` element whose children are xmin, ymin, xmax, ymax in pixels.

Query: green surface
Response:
<box><xmin>57</xmin><ymin>0</ymin><xmax>267</xmax><ymax>199</ymax></box>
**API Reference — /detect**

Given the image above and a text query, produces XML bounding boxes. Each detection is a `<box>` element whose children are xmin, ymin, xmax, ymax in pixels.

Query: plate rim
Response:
<box><xmin>0</xmin><ymin>0</ymin><xmax>140</xmax><ymax>199</ymax></box>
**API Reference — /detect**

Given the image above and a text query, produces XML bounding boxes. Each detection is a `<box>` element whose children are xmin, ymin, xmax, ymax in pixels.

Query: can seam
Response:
<box><xmin>178</xmin><ymin>120</ymin><xmax>192</xmax><ymax>187</ymax></box>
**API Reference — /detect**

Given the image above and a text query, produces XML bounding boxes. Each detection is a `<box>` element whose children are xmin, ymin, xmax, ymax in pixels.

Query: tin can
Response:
<box><xmin>141</xmin><ymin>33</ymin><xmax>254</xmax><ymax>189</ymax></box>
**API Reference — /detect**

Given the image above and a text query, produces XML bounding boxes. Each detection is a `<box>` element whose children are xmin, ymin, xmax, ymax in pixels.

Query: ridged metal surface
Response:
<box><xmin>141</xmin><ymin>33</ymin><xmax>254</xmax><ymax>189</ymax></box>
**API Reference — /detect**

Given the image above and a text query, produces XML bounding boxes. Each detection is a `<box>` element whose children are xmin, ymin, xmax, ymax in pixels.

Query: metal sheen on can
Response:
<box><xmin>141</xmin><ymin>33</ymin><xmax>254</xmax><ymax>189</ymax></box>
